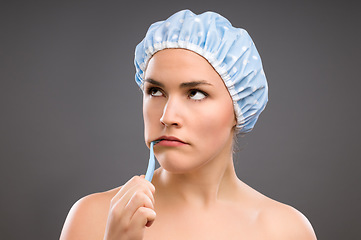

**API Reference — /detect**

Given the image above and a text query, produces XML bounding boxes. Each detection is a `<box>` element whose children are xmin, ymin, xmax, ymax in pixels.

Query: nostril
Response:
<box><xmin>160</xmin><ymin>101</ymin><xmax>182</xmax><ymax>127</ymax></box>
<box><xmin>160</xmin><ymin>118</ymin><xmax>180</xmax><ymax>127</ymax></box>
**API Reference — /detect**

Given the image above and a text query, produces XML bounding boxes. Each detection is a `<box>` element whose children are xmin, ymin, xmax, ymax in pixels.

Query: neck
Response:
<box><xmin>153</xmin><ymin>142</ymin><xmax>240</xmax><ymax>207</ymax></box>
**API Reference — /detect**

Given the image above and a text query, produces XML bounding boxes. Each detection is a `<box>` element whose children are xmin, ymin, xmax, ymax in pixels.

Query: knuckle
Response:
<box><xmin>132</xmin><ymin>191</ymin><xmax>146</xmax><ymax>201</ymax></box>
<box><xmin>110</xmin><ymin>196</ymin><xmax>117</xmax><ymax>206</ymax></box>
<box><xmin>119</xmin><ymin>215</ymin><xmax>130</xmax><ymax>229</ymax></box>
<box><xmin>139</xmin><ymin>184</ymin><xmax>149</xmax><ymax>192</ymax></box>
<box><xmin>119</xmin><ymin>221</ymin><xmax>130</xmax><ymax>233</ymax></box>
<box><xmin>133</xmin><ymin>183</ymin><xmax>149</xmax><ymax>194</ymax></box>
<box><xmin>130</xmin><ymin>175</ymin><xmax>142</xmax><ymax>183</ymax></box>
<box><xmin>108</xmin><ymin>206</ymin><xmax>121</xmax><ymax>222</ymax></box>
<box><xmin>109</xmin><ymin>200</ymin><xmax>123</xmax><ymax>215</ymax></box>
<box><xmin>137</xmin><ymin>206</ymin><xmax>148</xmax><ymax>216</ymax></box>
<box><xmin>149</xmin><ymin>184</ymin><xmax>156</xmax><ymax>193</ymax></box>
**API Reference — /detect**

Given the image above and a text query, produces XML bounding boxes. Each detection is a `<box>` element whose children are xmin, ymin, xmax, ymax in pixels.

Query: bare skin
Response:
<box><xmin>60</xmin><ymin>49</ymin><xmax>317</xmax><ymax>240</ymax></box>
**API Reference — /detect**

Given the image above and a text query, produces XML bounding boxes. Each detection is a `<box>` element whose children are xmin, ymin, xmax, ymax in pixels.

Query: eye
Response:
<box><xmin>147</xmin><ymin>87</ymin><xmax>163</xmax><ymax>97</ymax></box>
<box><xmin>189</xmin><ymin>89</ymin><xmax>207</xmax><ymax>100</ymax></box>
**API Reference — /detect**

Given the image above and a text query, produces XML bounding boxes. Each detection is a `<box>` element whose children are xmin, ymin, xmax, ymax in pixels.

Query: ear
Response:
<box><xmin>232</xmin><ymin>112</ymin><xmax>237</xmax><ymax>127</ymax></box>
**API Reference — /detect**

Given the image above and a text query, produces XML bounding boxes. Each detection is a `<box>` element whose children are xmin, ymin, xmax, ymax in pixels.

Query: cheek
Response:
<box><xmin>143</xmin><ymin>98</ymin><xmax>154</xmax><ymax>140</ymax></box>
<box><xmin>143</xmin><ymin>98</ymin><xmax>163</xmax><ymax>140</ymax></box>
<box><xmin>194</xmin><ymin>99</ymin><xmax>235</xmax><ymax>144</ymax></box>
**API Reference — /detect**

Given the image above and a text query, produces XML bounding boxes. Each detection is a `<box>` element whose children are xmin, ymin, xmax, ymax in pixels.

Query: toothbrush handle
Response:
<box><xmin>145</xmin><ymin>141</ymin><xmax>155</xmax><ymax>182</ymax></box>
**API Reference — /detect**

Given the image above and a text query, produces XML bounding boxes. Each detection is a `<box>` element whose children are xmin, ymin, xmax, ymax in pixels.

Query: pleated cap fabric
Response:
<box><xmin>134</xmin><ymin>9</ymin><xmax>268</xmax><ymax>134</ymax></box>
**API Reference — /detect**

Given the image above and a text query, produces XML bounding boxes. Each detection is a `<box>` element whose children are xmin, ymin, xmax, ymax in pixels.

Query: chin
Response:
<box><xmin>156</xmin><ymin>154</ymin><xmax>206</xmax><ymax>174</ymax></box>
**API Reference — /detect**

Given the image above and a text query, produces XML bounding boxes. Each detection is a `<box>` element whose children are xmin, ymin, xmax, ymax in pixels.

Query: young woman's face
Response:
<box><xmin>143</xmin><ymin>49</ymin><xmax>236</xmax><ymax>173</ymax></box>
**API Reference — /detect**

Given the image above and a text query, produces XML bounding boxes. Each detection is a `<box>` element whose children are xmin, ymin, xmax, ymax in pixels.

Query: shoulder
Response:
<box><xmin>258</xmin><ymin>199</ymin><xmax>317</xmax><ymax>240</ymax></box>
<box><xmin>234</xmin><ymin>181</ymin><xmax>316</xmax><ymax>239</ymax></box>
<box><xmin>60</xmin><ymin>187</ymin><xmax>121</xmax><ymax>240</ymax></box>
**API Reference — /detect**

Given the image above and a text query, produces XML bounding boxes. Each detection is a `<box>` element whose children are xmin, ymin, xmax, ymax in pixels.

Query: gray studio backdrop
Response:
<box><xmin>1</xmin><ymin>1</ymin><xmax>360</xmax><ymax>239</ymax></box>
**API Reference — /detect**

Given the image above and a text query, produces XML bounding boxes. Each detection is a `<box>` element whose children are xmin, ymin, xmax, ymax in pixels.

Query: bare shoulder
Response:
<box><xmin>258</xmin><ymin>197</ymin><xmax>317</xmax><ymax>240</ymax></box>
<box><xmin>60</xmin><ymin>186</ymin><xmax>122</xmax><ymax>240</ymax></box>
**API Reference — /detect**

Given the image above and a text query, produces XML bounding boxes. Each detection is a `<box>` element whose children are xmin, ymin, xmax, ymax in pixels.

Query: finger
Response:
<box><xmin>109</xmin><ymin>184</ymin><xmax>155</xmax><ymax>226</ymax></box>
<box><xmin>138</xmin><ymin>175</ymin><xmax>156</xmax><ymax>193</ymax></box>
<box><xmin>130</xmin><ymin>206</ymin><xmax>156</xmax><ymax>229</ymax></box>
<box><xmin>109</xmin><ymin>184</ymin><xmax>154</xmax><ymax>223</ymax></box>
<box><xmin>122</xmin><ymin>191</ymin><xmax>154</xmax><ymax>222</ymax></box>
<box><xmin>111</xmin><ymin>176</ymin><xmax>155</xmax><ymax>205</ymax></box>
<box><xmin>123</xmin><ymin>183</ymin><xmax>155</xmax><ymax>207</ymax></box>
<box><xmin>112</xmin><ymin>176</ymin><xmax>144</xmax><ymax>202</ymax></box>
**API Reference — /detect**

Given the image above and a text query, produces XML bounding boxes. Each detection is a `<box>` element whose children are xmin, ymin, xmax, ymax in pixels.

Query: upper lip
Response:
<box><xmin>155</xmin><ymin>136</ymin><xmax>187</xmax><ymax>144</ymax></box>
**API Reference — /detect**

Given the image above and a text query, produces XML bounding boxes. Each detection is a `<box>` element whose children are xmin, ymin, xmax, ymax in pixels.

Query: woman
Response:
<box><xmin>60</xmin><ymin>10</ymin><xmax>316</xmax><ymax>239</ymax></box>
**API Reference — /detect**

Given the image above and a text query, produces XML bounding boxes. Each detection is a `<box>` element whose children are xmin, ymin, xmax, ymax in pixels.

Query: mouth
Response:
<box><xmin>154</xmin><ymin>136</ymin><xmax>187</xmax><ymax>146</ymax></box>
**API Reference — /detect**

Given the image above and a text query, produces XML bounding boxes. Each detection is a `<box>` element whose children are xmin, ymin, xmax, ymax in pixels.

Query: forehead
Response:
<box><xmin>144</xmin><ymin>49</ymin><xmax>223</xmax><ymax>86</ymax></box>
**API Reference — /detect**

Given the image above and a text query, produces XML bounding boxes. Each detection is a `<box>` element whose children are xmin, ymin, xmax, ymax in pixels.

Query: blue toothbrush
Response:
<box><xmin>145</xmin><ymin>141</ymin><xmax>158</xmax><ymax>182</ymax></box>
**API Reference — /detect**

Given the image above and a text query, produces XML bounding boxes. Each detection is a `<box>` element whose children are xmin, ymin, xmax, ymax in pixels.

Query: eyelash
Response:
<box><xmin>145</xmin><ymin>87</ymin><xmax>208</xmax><ymax>101</ymax></box>
<box><xmin>146</xmin><ymin>87</ymin><xmax>163</xmax><ymax>96</ymax></box>
<box><xmin>188</xmin><ymin>89</ymin><xmax>208</xmax><ymax>101</ymax></box>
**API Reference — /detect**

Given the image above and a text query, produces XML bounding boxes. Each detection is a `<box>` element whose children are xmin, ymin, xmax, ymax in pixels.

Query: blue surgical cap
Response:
<box><xmin>134</xmin><ymin>9</ymin><xmax>268</xmax><ymax>134</ymax></box>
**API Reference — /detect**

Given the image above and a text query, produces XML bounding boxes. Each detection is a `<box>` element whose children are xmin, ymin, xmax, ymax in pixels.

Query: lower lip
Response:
<box><xmin>156</xmin><ymin>140</ymin><xmax>187</xmax><ymax>147</ymax></box>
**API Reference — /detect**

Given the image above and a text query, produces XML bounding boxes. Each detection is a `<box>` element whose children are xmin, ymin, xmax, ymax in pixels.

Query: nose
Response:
<box><xmin>160</xmin><ymin>97</ymin><xmax>182</xmax><ymax>127</ymax></box>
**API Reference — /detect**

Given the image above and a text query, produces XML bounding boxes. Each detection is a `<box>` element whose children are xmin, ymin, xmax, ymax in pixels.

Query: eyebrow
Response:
<box><xmin>180</xmin><ymin>80</ymin><xmax>212</xmax><ymax>88</ymax></box>
<box><xmin>144</xmin><ymin>78</ymin><xmax>165</xmax><ymax>87</ymax></box>
<box><xmin>144</xmin><ymin>78</ymin><xmax>212</xmax><ymax>88</ymax></box>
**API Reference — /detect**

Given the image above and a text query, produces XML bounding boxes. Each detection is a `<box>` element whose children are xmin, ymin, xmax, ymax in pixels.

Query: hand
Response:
<box><xmin>103</xmin><ymin>176</ymin><xmax>156</xmax><ymax>240</ymax></box>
